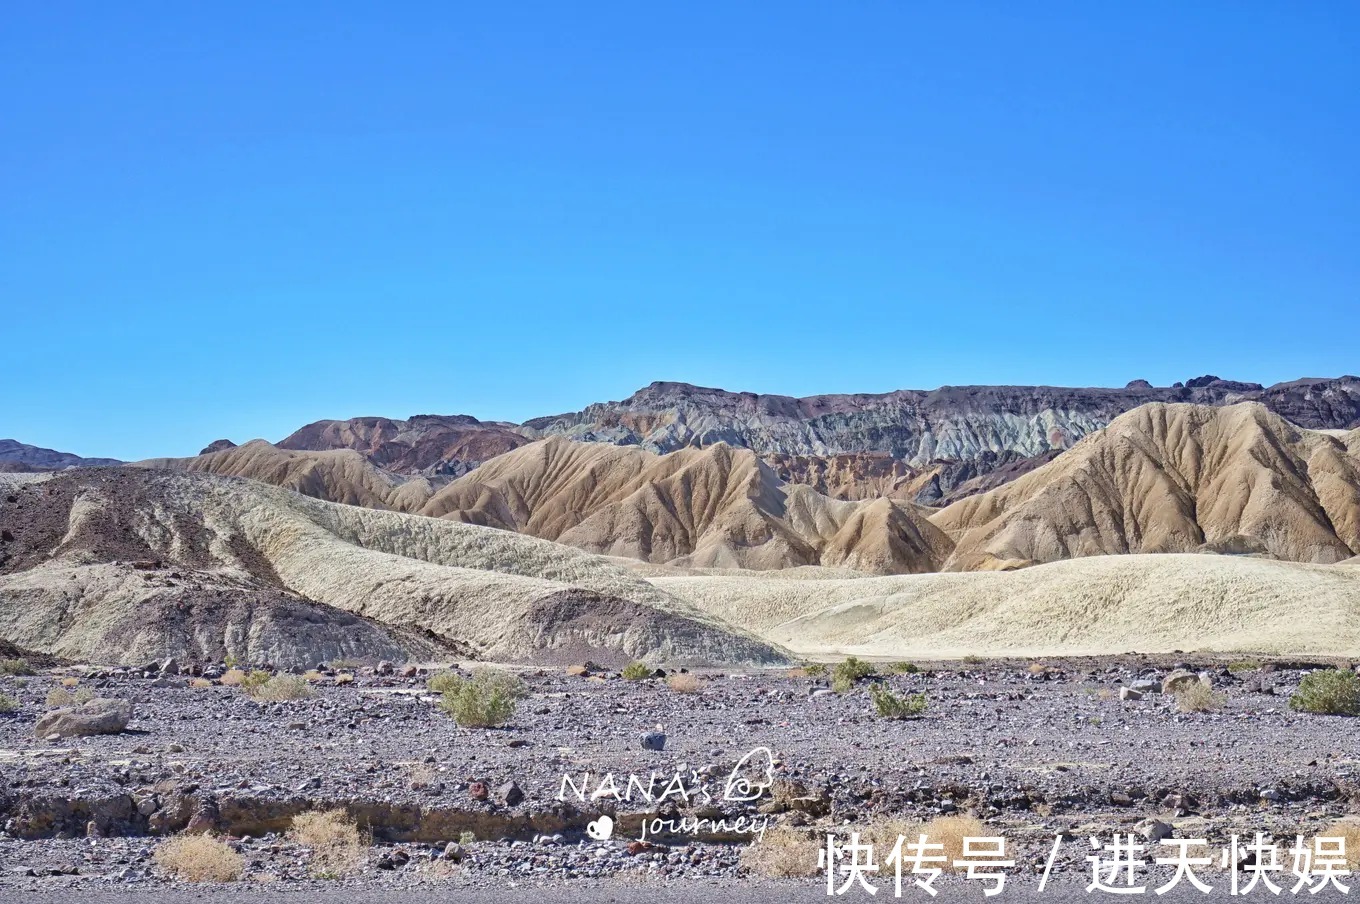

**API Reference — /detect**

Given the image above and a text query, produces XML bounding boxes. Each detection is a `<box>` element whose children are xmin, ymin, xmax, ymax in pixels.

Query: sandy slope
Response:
<box><xmin>653</xmin><ymin>553</ymin><xmax>1360</xmax><ymax>658</ymax></box>
<box><xmin>0</xmin><ymin>470</ymin><xmax>782</xmax><ymax>667</ymax></box>
<box><xmin>421</xmin><ymin>437</ymin><xmax>953</xmax><ymax>573</ymax></box>
<box><xmin>932</xmin><ymin>403</ymin><xmax>1360</xmax><ymax>570</ymax></box>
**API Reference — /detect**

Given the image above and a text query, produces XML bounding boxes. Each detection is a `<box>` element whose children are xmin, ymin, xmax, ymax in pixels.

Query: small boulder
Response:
<box><xmin>640</xmin><ymin>730</ymin><xmax>667</xmax><ymax>752</ymax></box>
<box><xmin>469</xmin><ymin>781</ymin><xmax>489</xmax><ymax>802</ymax></box>
<box><xmin>1162</xmin><ymin>670</ymin><xmax>1201</xmax><ymax>695</ymax></box>
<box><xmin>1120</xmin><ymin>687</ymin><xmax>1143</xmax><ymax>701</ymax></box>
<box><xmin>1136</xmin><ymin>818</ymin><xmax>1174</xmax><ymax>843</ymax></box>
<box><xmin>34</xmin><ymin>698</ymin><xmax>132</xmax><ymax>739</ymax></box>
<box><xmin>497</xmin><ymin>780</ymin><xmax>524</xmax><ymax>807</ymax></box>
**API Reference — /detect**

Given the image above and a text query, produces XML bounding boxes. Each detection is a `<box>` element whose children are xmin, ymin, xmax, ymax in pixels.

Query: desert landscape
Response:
<box><xmin>3</xmin><ymin>375</ymin><xmax>1360</xmax><ymax>895</ymax></box>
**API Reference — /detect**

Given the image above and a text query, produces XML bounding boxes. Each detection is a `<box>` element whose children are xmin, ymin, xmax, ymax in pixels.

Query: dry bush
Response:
<box><xmin>189</xmin><ymin>677</ymin><xmax>214</xmax><ymax>689</ymax></box>
<box><xmin>0</xmin><ymin>694</ymin><xmax>17</xmax><ymax>714</ymax></box>
<box><xmin>1028</xmin><ymin>662</ymin><xmax>1050</xmax><ymax>675</ymax></box>
<box><xmin>667</xmin><ymin>673</ymin><xmax>702</xmax><ymax>694</ymax></box>
<box><xmin>0</xmin><ymin>658</ymin><xmax>34</xmax><ymax>676</ymax></box>
<box><xmin>1175</xmin><ymin>682</ymin><xmax>1222</xmax><ymax>713</ymax></box>
<box><xmin>740</xmin><ymin>826</ymin><xmax>821</xmax><ymax>878</ymax></box>
<box><xmin>302</xmin><ymin>670</ymin><xmax>325</xmax><ymax>683</ymax></box>
<box><xmin>45</xmin><ymin>687</ymin><xmax>92</xmax><ymax>707</ymax></box>
<box><xmin>853</xmin><ymin>816</ymin><xmax>992</xmax><ymax>872</ymax></box>
<box><xmin>219</xmin><ymin>668</ymin><xmax>246</xmax><ymax>686</ymax></box>
<box><xmin>290</xmin><ymin>809</ymin><xmax>365</xmax><ymax>876</ymax></box>
<box><xmin>59</xmin><ymin>677</ymin><xmax>80</xmax><ymax>687</ymax></box>
<box><xmin>154</xmin><ymin>833</ymin><xmax>244</xmax><ymax>882</ymax></box>
<box><xmin>248</xmin><ymin>675</ymin><xmax>314</xmax><ymax>702</ymax></box>
<box><xmin>1320</xmin><ymin>820</ymin><xmax>1360</xmax><ymax>868</ymax></box>
<box><xmin>334</xmin><ymin>672</ymin><xmax>355</xmax><ymax>685</ymax></box>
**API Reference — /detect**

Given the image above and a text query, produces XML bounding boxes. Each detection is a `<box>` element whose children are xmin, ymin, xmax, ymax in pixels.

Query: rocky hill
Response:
<box><xmin>0</xmin><ymin>439</ymin><xmax>122</xmax><ymax>472</ymax></box>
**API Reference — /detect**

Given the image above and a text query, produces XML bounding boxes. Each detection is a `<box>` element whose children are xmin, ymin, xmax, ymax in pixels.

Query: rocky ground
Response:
<box><xmin>1</xmin><ymin>654</ymin><xmax>1358</xmax><ymax>896</ymax></box>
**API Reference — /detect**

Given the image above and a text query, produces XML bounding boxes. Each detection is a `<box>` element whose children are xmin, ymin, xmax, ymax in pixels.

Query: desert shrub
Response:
<box><xmin>0</xmin><ymin>658</ymin><xmax>34</xmax><ymax>676</ymax></box>
<box><xmin>248</xmin><ymin>674</ymin><xmax>314</xmax><ymax>702</ymax></box>
<box><xmin>831</xmin><ymin>656</ymin><xmax>876</xmax><ymax>692</ymax></box>
<box><xmin>330</xmin><ymin>658</ymin><xmax>359</xmax><ymax>670</ymax></box>
<box><xmin>289</xmin><ymin>809</ymin><xmax>365</xmax><ymax>876</ymax></box>
<box><xmin>459</xmin><ymin>830</ymin><xmax>477</xmax><ymax>845</ymax></box>
<box><xmin>1227</xmin><ymin>659</ymin><xmax>1262</xmax><ymax>673</ymax></box>
<box><xmin>0</xmin><ymin>693</ymin><xmax>18</xmax><ymax>713</ymax></box>
<box><xmin>219</xmin><ymin>668</ymin><xmax>246</xmax><ymax>686</ymax></box>
<box><xmin>45</xmin><ymin>687</ymin><xmax>94</xmax><ymax>707</ymax></box>
<box><xmin>1319</xmin><ymin>821</ymin><xmax>1360</xmax><ymax>868</ymax></box>
<box><xmin>961</xmin><ymin>654</ymin><xmax>985</xmax><ymax>665</ymax></box>
<box><xmin>667</xmin><ymin>673</ymin><xmax>702</xmax><ymax>693</ymax></box>
<box><xmin>1028</xmin><ymin>662</ymin><xmax>1050</xmax><ymax>675</ymax></box>
<box><xmin>887</xmin><ymin>661</ymin><xmax>920</xmax><ymax>674</ymax></box>
<box><xmin>302</xmin><ymin>670</ymin><xmax>325</xmax><ymax>683</ymax></box>
<box><xmin>437</xmin><ymin>669</ymin><xmax>527</xmax><ymax>728</ymax></box>
<box><xmin>802</xmin><ymin>662</ymin><xmax>828</xmax><ymax>678</ymax></box>
<box><xmin>870</xmin><ymin>684</ymin><xmax>927</xmax><ymax>719</ymax></box>
<box><xmin>427</xmin><ymin>671</ymin><xmax>461</xmax><ymax>694</ymax></box>
<box><xmin>1291</xmin><ymin>669</ymin><xmax>1360</xmax><ymax>715</ymax></box>
<box><xmin>621</xmin><ymin>660</ymin><xmax>653</xmax><ymax>681</ymax></box>
<box><xmin>240</xmin><ymin>670</ymin><xmax>271</xmax><ymax>692</ymax></box>
<box><xmin>59</xmin><ymin>676</ymin><xmax>80</xmax><ymax>687</ymax></box>
<box><xmin>1174</xmin><ymin>681</ymin><xmax>1222</xmax><ymax>713</ymax></box>
<box><xmin>334</xmin><ymin>672</ymin><xmax>355</xmax><ymax>685</ymax></box>
<box><xmin>740</xmin><ymin>826</ymin><xmax>821</xmax><ymax>878</ymax></box>
<box><xmin>154</xmin><ymin>833</ymin><xmax>244</xmax><ymax>882</ymax></box>
<box><xmin>189</xmin><ymin>677</ymin><xmax>214</xmax><ymax>689</ymax></box>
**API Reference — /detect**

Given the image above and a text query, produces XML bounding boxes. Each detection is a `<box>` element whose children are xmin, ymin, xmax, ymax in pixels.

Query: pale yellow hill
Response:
<box><xmin>653</xmin><ymin>553</ymin><xmax>1360</xmax><ymax>659</ymax></box>
<box><xmin>0</xmin><ymin>469</ymin><xmax>783</xmax><ymax>667</ymax></box>
<box><xmin>932</xmin><ymin>403</ymin><xmax>1360</xmax><ymax>570</ymax></box>
<box><xmin>420</xmin><ymin>437</ymin><xmax>954</xmax><ymax>574</ymax></box>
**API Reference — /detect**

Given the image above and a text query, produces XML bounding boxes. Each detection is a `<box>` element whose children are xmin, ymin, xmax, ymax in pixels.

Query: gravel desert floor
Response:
<box><xmin>2</xmin><ymin>655</ymin><xmax>1359</xmax><ymax>898</ymax></box>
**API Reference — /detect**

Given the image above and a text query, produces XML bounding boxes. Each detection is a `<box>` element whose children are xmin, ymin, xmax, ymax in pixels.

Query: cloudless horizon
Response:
<box><xmin>3</xmin><ymin>2</ymin><xmax>1357</xmax><ymax>460</ymax></box>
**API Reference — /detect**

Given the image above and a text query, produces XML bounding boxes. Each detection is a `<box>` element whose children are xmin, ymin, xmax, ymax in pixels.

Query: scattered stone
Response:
<box><xmin>469</xmin><ymin>781</ymin><xmax>489</xmax><ymax>802</ymax></box>
<box><xmin>1120</xmin><ymin>687</ymin><xmax>1143</xmax><ymax>701</ymax></box>
<box><xmin>1136</xmin><ymin>818</ymin><xmax>1174</xmax><ymax>843</ymax></box>
<box><xmin>497</xmin><ymin>780</ymin><xmax>524</xmax><ymax>806</ymax></box>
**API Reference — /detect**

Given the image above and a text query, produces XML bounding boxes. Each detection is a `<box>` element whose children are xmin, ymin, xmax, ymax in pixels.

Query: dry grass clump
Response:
<box><xmin>862</xmin><ymin>816</ymin><xmax>995</xmax><ymax>871</ymax></box>
<box><xmin>1319</xmin><ymin>820</ymin><xmax>1360</xmax><ymax>868</ymax></box>
<box><xmin>1290</xmin><ymin>669</ymin><xmax>1360</xmax><ymax>715</ymax></box>
<box><xmin>290</xmin><ymin>809</ymin><xmax>365</xmax><ymax>876</ymax></box>
<box><xmin>189</xmin><ymin>677</ymin><xmax>214</xmax><ymax>689</ymax></box>
<box><xmin>1028</xmin><ymin>661</ymin><xmax>1050</xmax><ymax>675</ymax></box>
<box><xmin>219</xmin><ymin>668</ymin><xmax>246</xmax><ymax>686</ymax></box>
<box><xmin>59</xmin><ymin>676</ymin><xmax>80</xmax><ymax>687</ymax></box>
<box><xmin>45</xmin><ymin>686</ymin><xmax>93</xmax><ymax>707</ymax></box>
<box><xmin>154</xmin><ymin>833</ymin><xmax>244</xmax><ymax>882</ymax></box>
<box><xmin>0</xmin><ymin>658</ymin><xmax>35</xmax><ymax>676</ymax></box>
<box><xmin>0</xmin><ymin>693</ymin><xmax>18</xmax><ymax>714</ymax></box>
<box><xmin>887</xmin><ymin>661</ymin><xmax>920</xmax><ymax>674</ymax></box>
<box><xmin>436</xmin><ymin>669</ymin><xmax>527</xmax><ymax>728</ymax></box>
<box><xmin>248</xmin><ymin>674</ymin><xmax>314</xmax><ymax>702</ymax></box>
<box><xmin>667</xmin><ymin>673</ymin><xmax>702</xmax><ymax>693</ymax></box>
<box><xmin>739</xmin><ymin>826</ymin><xmax>821</xmax><ymax>878</ymax></box>
<box><xmin>1174</xmin><ymin>681</ymin><xmax>1222</xmax><ymax>713</ymax></box>
<box><xmin>334</xmin><ymin>672</ymin><xmax>355</xmax><ymax>685</ymax></box>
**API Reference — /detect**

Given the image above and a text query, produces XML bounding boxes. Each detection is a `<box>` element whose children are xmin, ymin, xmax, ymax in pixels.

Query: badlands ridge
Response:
<box><xmin>2</xmin><ymin>399</ymin><xmax>1359</xmax><ymax>665</ymax></box>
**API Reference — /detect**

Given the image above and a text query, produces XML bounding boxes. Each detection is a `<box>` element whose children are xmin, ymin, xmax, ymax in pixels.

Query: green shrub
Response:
<box><xmin>0</xmin><ymin>658</ymin><xmax>35</xmax><ymax>677</ymax></box>
<box><xmin>426</xmin><ymin>671</ymin><xmax>461</xmax><ymax>695</ymax></box>
<box><xmin>0</xmin><ymin>693</ymin><xmax>18</xmax><ymax>713</ymax></box>
<box><xmin>1290</xmin><ymin>669</ymin><xmax>1360</xmax><ymax>716</ymax></box>
<box><xmin>831</xmin><ymin>656</ymin><xmax>876</xmax><ymax>693</ymax></box>
<box><xmin>886</xmin><ymin>661</ymin><xmax>920</xmax><ymax>674</ymax></box>
<box><xmin>1174</xmin><ymin>682</ymin><xmax>1222</xmax><ymax>713</ymax></box>
<box><xmin>870</xmin><ymin>684</ymin><xmax>927</xmax><ymax>719</ymax></box>
<box><xmin>437</xmin><ymin>669</ymin><xmax>527</xmax><ymax>728</ymax></box>
<box><xmin>249</xmin><ymin>674</ymin><xmax>314</xmax><ymax>702</ymax></box>
<box><xmin>621</xmin><ymin>661</ymin><xmax>653</xmax><ymax>681</ymax></box>
<box><xmin>1227</xmin><ymin>659</ymin><xmax>1262</xmax><ymax>673</ymax></box>
<box><xmin>802</xmin><ymin>662</ymin><xmax>828</xmax><ymax>678</ymax></box>
<box><xmin>961</xmin><ymin>654</ymin><xmax>985</xmax><ymax>665</ymax></box>
<box><xmin>240</xmin><ymin>670</ymin><xmax>271</xmax><ymax>692</ymax></box>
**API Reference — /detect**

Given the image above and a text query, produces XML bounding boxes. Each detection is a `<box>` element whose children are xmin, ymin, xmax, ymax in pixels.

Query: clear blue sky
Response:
<box><xmin>3</xmin><ymin>2</ymin><xmax>1356</xmax><ymax>460</ymax></box>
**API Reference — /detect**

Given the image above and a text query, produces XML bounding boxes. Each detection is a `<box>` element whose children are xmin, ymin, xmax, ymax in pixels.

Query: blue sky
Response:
<box><xmin>2</xmin><ymin>2</ymin><xmax>1356</xmax><ymax>460</ymax></box>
